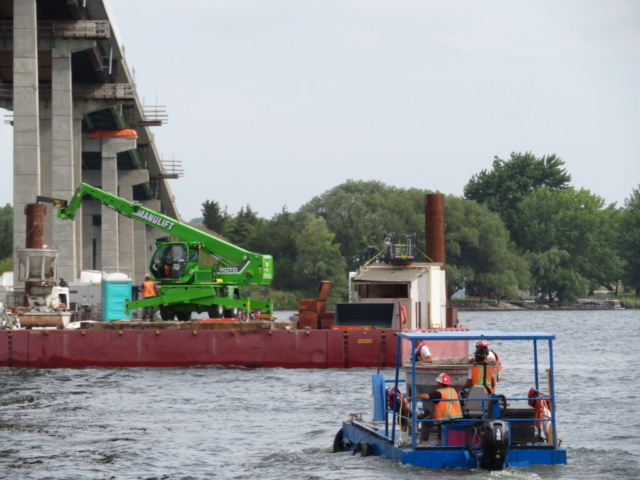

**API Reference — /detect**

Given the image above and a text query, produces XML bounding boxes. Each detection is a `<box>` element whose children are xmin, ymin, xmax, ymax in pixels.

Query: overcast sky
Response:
<box><xmin>1</xmin><ymin>0</ymin><xmax>638</xmax><ymax>222</ymax></box>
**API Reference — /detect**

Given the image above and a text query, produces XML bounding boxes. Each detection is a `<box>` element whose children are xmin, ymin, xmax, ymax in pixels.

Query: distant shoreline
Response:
<box><xmin>452</xmin><ymin>302</ymin><xmax>633</xmax><ymax>311</ymax></box>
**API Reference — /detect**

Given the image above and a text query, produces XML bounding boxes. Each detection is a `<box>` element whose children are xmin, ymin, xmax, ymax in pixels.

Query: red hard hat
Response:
<box><xmin>436</xmin><ymin>373</ymin><xmax>452</xmax><ymax>385</ymax></box>
<box><xmin>476</xmin><ymin>340</ymin><xmax>489</xmax><ymax>348</ymax></box>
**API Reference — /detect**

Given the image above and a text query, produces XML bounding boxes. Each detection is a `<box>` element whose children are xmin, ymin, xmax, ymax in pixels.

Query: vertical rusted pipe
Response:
<box><xmin>424</xmin><ymin>194</ymin><xmax>445</xmax><ymax>269</ymax></box>
<box><xmin>24</xmin><ymin>203</ymin><xmax>46</xmax><ymax>305</ymax></box>
<box><xmin>25</xmin><ymin>203</ymin><xmax>46</xmax><ymax>249</ymax></box>
<box><xmin>424</xmin><ymin>194</ymin><xmax>458</xmax><ymax>327</ymax></box>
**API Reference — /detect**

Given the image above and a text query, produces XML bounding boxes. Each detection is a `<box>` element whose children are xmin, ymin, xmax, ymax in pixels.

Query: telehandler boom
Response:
<box><xmin>40</xmin><ymin>183</ymin><xmax>274</xmax><ymax>320</ymax></box>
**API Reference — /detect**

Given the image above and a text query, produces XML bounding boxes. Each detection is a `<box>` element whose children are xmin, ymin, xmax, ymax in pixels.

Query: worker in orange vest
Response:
<box><xmin>463</xmin><ymin>347</ymin><xmax>496</xmax><ymax>394</ymax></box>
<box><xmin>140</xmin><ymin>274</ymin><xmax>157</xmax><ymax>321</ymax></box>
<box><xmin>468</xmin><ymin>339</ymin><xmax>503</xmax><ymax>382</ymax></box>
<box><xmin>408</xmin><ymin>373</ymin><xmax>463</xmax><ymax>446</ymax></box>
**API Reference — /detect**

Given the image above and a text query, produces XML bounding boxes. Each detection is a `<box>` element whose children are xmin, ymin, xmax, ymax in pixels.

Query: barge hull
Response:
<box><xmin>0</xmin><ymin>329</ymin><xmax>404</xmax><ymax>368</ymax></box>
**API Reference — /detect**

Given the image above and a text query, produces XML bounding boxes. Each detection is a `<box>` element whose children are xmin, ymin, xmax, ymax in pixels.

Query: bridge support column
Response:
<box><xmin>12</xmin><ymin>0</ymin><xmax>40</xmax><ymax>281</ymax></box>
<box><xmin>77</xmin><ymin>198</ymin><xmax>100</xmax><ymax>271</ymax></box>
<box><xmin>101</xmin><ymin>138</ymin><xmax>136</xmax><ymax>271</ymax></box>
<box><xmin>118</xmin><ymin>185</ymin><xmax>134</xmax><ymax>278</ymax></box>
<box><xmin>80</xmin><ymin>170</ymin><xmax>149</xmax><ymax>276</ymax></box>
<box><xmin>82</xmin><ymin>210</ymin><xmax>95</xmax><ymax>270</ymax></box>
<box><xmin>118</xmin><ymin>170</ymin><xmax>150</xmax><ymax>284</ymax></box>
<box><xmin>51</xmin><ymin>38</ymin><xmax>95</xmax><ymax>282</ymax></box>
<box><xmin>83</xmin><ymin>137</ymin><xmax>137</xmax><ymax>272</ymax></box>
<box><xmin>142</xmin><ymin>199</ymin><xmax>168</xmax><ymax>282</ymax></box>
<box><xmin>133</xmin><ymin>217</ymin><xmax>148</xmax><ymax>284</ymax></box>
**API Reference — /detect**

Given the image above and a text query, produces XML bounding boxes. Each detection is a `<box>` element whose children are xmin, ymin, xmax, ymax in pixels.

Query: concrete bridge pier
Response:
<box><xmin>142</xmin><ymin>199</ymin><xmax>169</xmax><ymax>279</ymax></box>
<box><xmin>80</xmin><ymin>169</ymin><xmax>149</xmax><ymax>279</ymax></box>
<box><xmin>83</xmin><ymin>136</ymin><xmax>137</xmax><ymax>272</ymax></box>
<box><xmin>12</xmin><ymin>0</ymin><xmax>40</xmax><ymax>278</ymax></box>
<box><xmin>118</xmin><ymin>170</ymin><xmax>150</xmax><ymax>281</ymax></box>
<box><xmin>51</xmin><ymin>39</ymin><xmax>96</xmax><ymax>282</ymax></box>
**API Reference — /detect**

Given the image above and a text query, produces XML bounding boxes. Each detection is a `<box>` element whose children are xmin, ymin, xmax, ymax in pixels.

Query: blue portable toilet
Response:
<box><xmin>101</xmin><ymin>272</ymin><xmax>132</xmax><ymax>321</ymax></box>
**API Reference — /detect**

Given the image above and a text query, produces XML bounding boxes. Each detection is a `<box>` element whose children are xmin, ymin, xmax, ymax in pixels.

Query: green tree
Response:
<box><xmin>294</xmin><ymin>216</ymin><xmax>348</xmax><ymax>303</ymax></box>
<box><xmin>618</xmin><ymin>186</ymin><xmax>640</xmax><ymax>293</ymax></box>
<box><xmin>0</xmin><ymin>203</ymin><xmax>12</xmax><ymax>259</ymax></box>
<box><xmin>299</xmin><ymin>181</ymin><xmax>531</xmax><ymax>302</ymax></box>
<box><xmin>226</xmin><ymin>205</ymin><xmax>265</xmax><ymax>253</ymax></box>
<box><xmin>444</xmin><ymin>196</ymin><xmax>530</xmax><ymax>301</ymax></box>
<box><xmin>514</xmin><ymin>187</ymin><xmax>623</xmax><ymax>291</ymax></box>
<box><xmin>524</xmin><ymin>247</ymin><xmax>588</xmax><ymax>302</ymax></box>
<box><xmin>0</xmin><ymin>256</ymin><xmax>11</xmax><ymax>275</ymax></box>
<box><xmin>262</xmin><ymin>208</ymin><xmax>298</xmax><ymax>291</ymax></box>
<box><xmin>464</xmin><ymin>152</ymin><xmax>571</xmax><ymax>239</ymax></box>
<box><xmin>201</xmin><ymin>200</ymin><xmax>229</xmax><ymax>234</ymax></box>
<box><xmin>298</xmin><ymin>180</ymin><xmax>428</xmax><ymax>270</ymax></box>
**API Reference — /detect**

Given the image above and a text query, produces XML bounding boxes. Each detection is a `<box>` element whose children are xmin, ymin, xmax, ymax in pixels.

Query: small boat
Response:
<box><xmin>332</xmin><ymin>330</ymin><xmax>567</xmax><ymax>470</ymax></box>
<box><xmin>576</xmin><ymin>298</ymin><xmax>625</xmax><ymax>309</ymax></box>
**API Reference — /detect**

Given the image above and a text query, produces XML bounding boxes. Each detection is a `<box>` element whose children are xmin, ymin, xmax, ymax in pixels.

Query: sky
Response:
<box><xmin>1</xmin><ymin>0</ymin><xmax>638</xmax><ymax>222</ymax></box>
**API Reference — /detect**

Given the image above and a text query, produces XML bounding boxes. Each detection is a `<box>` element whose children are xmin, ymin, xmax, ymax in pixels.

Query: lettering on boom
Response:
<box><xmin>218</xmin><ymin>263</ymin><xmax>248</xmax><ymax>275</ymax></box>
<box><xmin>132</xmin><ymin>209</ymin><xmax>175</xmax><ymax>230</ymax></box>
<box><xmin>218</xmin><ymin>267</ymin><xmax>241</xmax><ymax>274</ymax></box>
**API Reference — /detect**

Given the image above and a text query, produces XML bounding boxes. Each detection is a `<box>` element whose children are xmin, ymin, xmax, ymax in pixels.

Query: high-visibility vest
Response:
<box><xmin>142</xmin><ymin>280</ymin><xmax>157</xmax><ymax>298</ymax></box>
<box><xmin>434</xmin><ymin>387</ymin><xmax>463</xmax><ymax>420</ymax></box>
<box><xmin>470</xmin><ymin>364</ymin><xmax>495</xmax><ymax>394</ymax></box>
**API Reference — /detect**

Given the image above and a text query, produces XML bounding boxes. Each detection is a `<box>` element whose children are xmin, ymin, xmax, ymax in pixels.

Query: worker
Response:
<box><xmin>468</xmin><ymin>339</ymin><xmax>502</xmax><ymax>382</ymax></box>
<box><xmin>171</xmin><ymin>246</ymin><xmax>184</xmax><ymax>276</ymax></box>
<box><xmin>164</xmin><ymin>245</ymin><xmax>186</xmax><ymax>278</ymax></box>
<box><xmin>408</xmin><ymin>373</ymin><xmax>463</xmax><ymax>446</ymax></box>
<box><xmin>463</xmin><ymin>346</ymin><xmax>496</xmax><ymax>394</ymax></box>
<box><xmin>140</xmin><ymin>274</ymin><xmax>157</xmax><ymax>321</ymax></box>
<box><xmin>414</xmin><ymin>340</ymin><xmax>434</xmax><ymax>363</ymax></box>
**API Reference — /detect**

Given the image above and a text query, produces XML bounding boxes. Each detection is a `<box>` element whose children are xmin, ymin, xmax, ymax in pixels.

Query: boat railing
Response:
<box><xmin>375</xmin><ymin>331</ymin><xmax>563</xmax><ymax>451</ymax></box>
<box><xmin>378</xmin><ymin>385</ymin><xmax>558</xmax><ymax>450</ymax></box>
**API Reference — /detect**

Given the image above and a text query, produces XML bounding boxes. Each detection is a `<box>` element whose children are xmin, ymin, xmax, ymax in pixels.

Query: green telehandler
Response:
<box><xmin>40</xmin><ymin>183</ymin><xmax>274</xmax><ymax>321</ymax></box>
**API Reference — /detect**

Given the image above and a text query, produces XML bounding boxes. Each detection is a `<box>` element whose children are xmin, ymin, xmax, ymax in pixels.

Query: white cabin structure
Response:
<box><xmin>348</xmin><ymin>262</ymin><xmax>447</xmax><ymax>330</ymax></box>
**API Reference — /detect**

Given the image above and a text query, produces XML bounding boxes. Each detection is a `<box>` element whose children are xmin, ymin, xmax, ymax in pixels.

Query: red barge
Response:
<box><xmin>1</xmin><ymin>194</ymin><xmax>469</xmax><ymax>368</ymax></box>
<box><xmin>0</xmin><ymin>321</ymin><xmax>468</xmax><ymax>369</ymax></box>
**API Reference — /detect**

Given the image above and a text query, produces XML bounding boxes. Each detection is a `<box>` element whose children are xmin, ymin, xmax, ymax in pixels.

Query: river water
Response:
<box><xmin>1</xmin><ymin>310</ymin><xmax>638</xmax><ymax>479</ymax></box>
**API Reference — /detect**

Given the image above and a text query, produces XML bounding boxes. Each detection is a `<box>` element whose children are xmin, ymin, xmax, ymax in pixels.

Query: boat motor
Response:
<box><xmin>467</xmin><ymin>420</ymin><xmax>510</xmax><ymax>470</ymax></box>
<box><xmin>480</xmin><ymin>420</ymin><xmax>510</xmax><ymax>470</ymax></box>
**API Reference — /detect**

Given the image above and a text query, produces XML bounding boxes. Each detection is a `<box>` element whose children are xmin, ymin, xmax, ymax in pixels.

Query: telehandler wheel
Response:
<box><xmin>159</xmin><ymin>305</ymin><xmax>175</xmax><ymax>321</ymax></box>
<box><xmin>223</xmin><ymin>291</ymin><xmax>240</xmax><ymax>318</ymax></box>
<box><xmin>208</xmin><ymin>290</ymin><xmax>224</xmax><ymax>318</ymax></box>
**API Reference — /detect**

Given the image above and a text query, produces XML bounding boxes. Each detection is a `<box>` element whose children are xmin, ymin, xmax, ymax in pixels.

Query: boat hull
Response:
<box><xmin>341</xmin><ymin>421</ymin><xmax>567</xmax><ymax>469</ymax></box>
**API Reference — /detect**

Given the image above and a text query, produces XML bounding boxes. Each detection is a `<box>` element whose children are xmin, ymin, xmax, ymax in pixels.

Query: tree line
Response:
<box><xmin>1</xmin><ymin>152</ymin><xmax>638</xmax><ymax>306</ymax></box>
<box><xmin>200</xmin><ymin>152</ymin><xmax>639</xmax><ymax>305</ymax></box>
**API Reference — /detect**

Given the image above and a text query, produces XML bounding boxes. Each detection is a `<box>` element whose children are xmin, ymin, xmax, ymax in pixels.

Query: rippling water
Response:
<box><xmin>1</xmin><ymin>310</ymin><xmax>639</xmax><ymax>479</ymax></box>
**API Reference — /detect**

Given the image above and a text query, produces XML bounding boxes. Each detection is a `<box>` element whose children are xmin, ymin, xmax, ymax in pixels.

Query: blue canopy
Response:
<box><xmin>396</xmin><ymin>330</ymin><xmax>555</xmax><ymax>341</ymax></box>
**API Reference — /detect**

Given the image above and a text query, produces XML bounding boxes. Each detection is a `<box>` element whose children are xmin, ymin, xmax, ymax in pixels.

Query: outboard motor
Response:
<box><xmin>480</xmin><ymin>420</ymin><xmax>510</xmax><ymax>470</ymax></box>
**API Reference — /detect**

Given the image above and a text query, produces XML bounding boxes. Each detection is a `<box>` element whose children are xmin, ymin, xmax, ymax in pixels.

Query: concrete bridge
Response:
<box><xmin>0</xmin><ymin>0</ymin><xmax>181</xmax><ymax>285</ymax></box>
